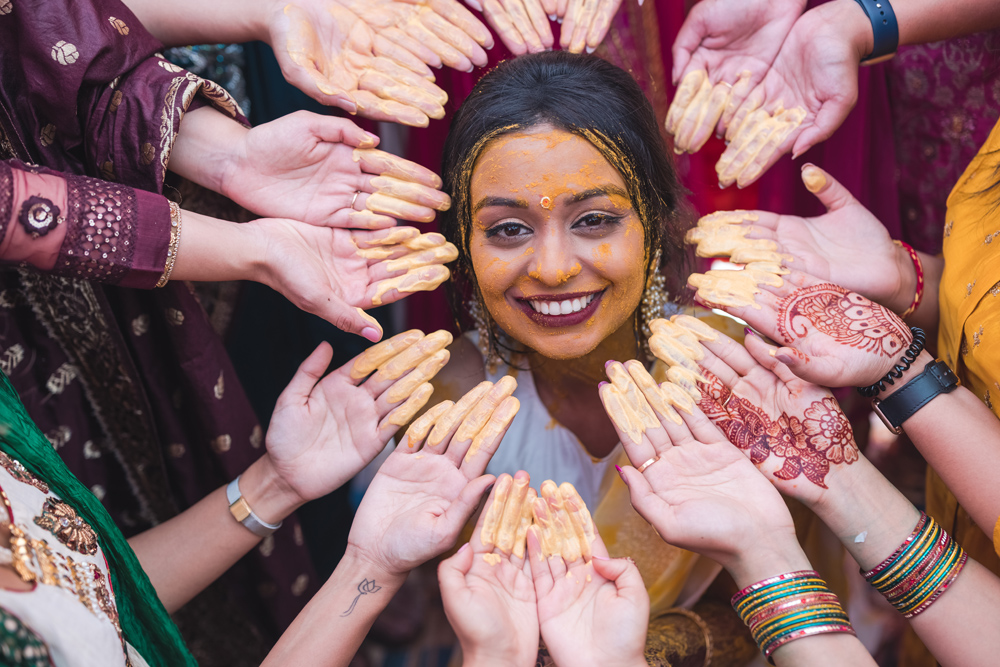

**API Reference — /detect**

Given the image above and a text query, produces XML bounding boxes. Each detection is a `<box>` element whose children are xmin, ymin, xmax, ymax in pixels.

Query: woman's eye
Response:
<box><xmin>484</xmin><ymin>221</ymin><xmax>531</xmax><ymax>240</ymax></box>
<box><xmin>573</xmin><ymin>213</ymin><xmax>624</xmax><ymax>231</ymax></box>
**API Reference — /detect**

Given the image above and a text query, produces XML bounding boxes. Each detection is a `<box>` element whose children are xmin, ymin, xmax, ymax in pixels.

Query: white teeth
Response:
<box><xmin>528</xmin><ymin>293</ymin><xmax>598</xmax><ymax>316</ymax></box>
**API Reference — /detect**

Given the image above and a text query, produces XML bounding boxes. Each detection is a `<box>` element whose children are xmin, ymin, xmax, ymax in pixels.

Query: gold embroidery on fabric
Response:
<box><xmin>986</xmin><ymin>389</ymin><xmax>994</xmax><ymax>412</ymax></box>
<box><xmin>966</xmin><ymin>281</ymin><xmax>977</xmax><ymax>297</ymax></box>
<box><xmin>39</xmin><ymin>124</ymin><xmax>55</xmax><ymax>147</ymax></box>
<box><xmin>944</xmin><ymin>220</ymin><xmax>954</xmax><ymax>238</ymax></box>
<box><xmin>961</xmin><ymin>338</ymin><xmax>969</xmax><ymax>357</ymax></box>
<box><xmin>249</xmin><ymin>424</ymin><xmax>263</xmax><ymax>449</ymax></box>
<box><xmin>131</xmin><ymin>314</ymin><xmax>149</xmax><ymax>336</ymax></box>
<box><xmin>109</xmin><ymin>90</ymin><xmax>124</xmax><ymax>113</ymax></box>
<box><xmin>46</xmin><ymin>362</ymin><xmax>78</xmax><ymax>395</ymax></box>
<box><xmin>973</xmin><ymin>324</ymin><xmax>984</xmax><ymax>348</ymax></box>
<box><xmin>50</xmin><ymin>41</ymin><xmax>79</xmax><ymax>66</ymax></box>
<box><xmin>158</xmin><ymin>60</ymin><xmax>183</xmax><ymax>73</ymax></box>
<box><xmin>108</xmin><ymin>16</ymin><xmax>129</xmax><ymax>35</ymax></box>
<box><xmin>213</xmin><ymin>371</ymin><xmax>224</xmax><ymax>399</ymax></box>
<box><xmin>986</xmin><ymin>231</ymin><xmax>1000</xmax><ymax>245</ymax></box>
<box><xmin>83</xmin><ymin>440</ymin><xmax>101</xmax><ymax>459</ymax></box>
<box><xmin>158</xmin><ymin>72</ymin><xmax>202</xmax><ymax>173</ymax></box>
<box><xmin>0</xmin><ymin>343</ymin><xmax>25</xmax><ymax>374</ymax></box>
<box><xmin>140</xmin><ymin>142</ymin><xmax>155</xmax><ymax>165</ymax></box>
<box><xmin>0</xmin><ymin>452</ymin><xmax>50</xmax><ymax>493</ymax></box>
<box><xmin>198</xmin><ymin>80</ymin><xmax>241</xmax><ymax>118</ymax></box>
<box><xmin>9</xmin><ymin>524</ymin><xmax>37</xmax><ymax>583</ymax></box>
<box><xmin>165</xmin><ymin>307</ymin><xmax>184</xmax><ymax>325</ymax></box>
<box><xmin>33</xmin><ymin>498</ymin><xmax>99</xmax><ymax>555</ymax></box>
<box><xmin>44</xmin><ymin>425</ymin><xmax>71</xmax><ymax>450</ymax></box>
<box><xmin>211</xmin><ymin>434</ymin><xmax>231</xmax><ymax>453</ymax></box>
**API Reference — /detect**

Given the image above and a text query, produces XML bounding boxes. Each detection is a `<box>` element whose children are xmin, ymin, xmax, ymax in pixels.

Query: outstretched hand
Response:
<box><xmin>527</xmin><ymin>511</ymin><xmax>648</xmax><ymax>667</ymax></box>
<box><xmin>251</xmin><ymin>222</ymin><xmax>456</xmax><ymax>340</ymax></box>
<box><xmin>668</xmin><ymin>0</ymin><xmax>806</xmax><ymax>151</ymax></box>
<box><xmin>439</xmin><ymin>471</ymin><xmax>538</xmax><ymax>667</ymax></box>
<box><xmin>268</xmin><ymin>0</ymin><xmax>492</xmax><ymax>125</ymax></box>
<box><xmin>348</xmin><ymin>379</ymin><xmax>520</xmax><ymax>576</ymax></box>
<box><xmin>265</xmin><ymin>330</ymin><xmax>451</xmax><ymax>505</ymax></box>
<box><xmin>223</xmin><ymin>112</ymin><xmax>450</xmax><ymax>227</ymax></box>
<box><xmin>717</xmin><ymin>0</ymin><xmax>869</xmax><ymax>187</ymax></box>
<box><xmin>598</xmin><ymin>360</ymin><xmax>807</xmax><ymax>585</ymax></box>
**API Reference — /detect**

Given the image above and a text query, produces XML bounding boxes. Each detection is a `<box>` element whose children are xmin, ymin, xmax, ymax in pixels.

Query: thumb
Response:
<box><xmin>671</xmin><ymin>9</ymin><xmax>706</xmax><ymax>85</ymax></box>
<box><xmin>309</xmin><ymin>114</ymin><xmax>380</xmax><ymax>149</ymax></box>
<box><xmin>617</xmin><ymin>465</ymin><xmax>663</xmax><ymax>530</ymax></box>
<box><xmin>322</xmin><ymin>301</ymin><xmax>384</xmax><ymax>342</ymax></box>
<box><xmin>438</xmin><ymin>542</ymin><xmax>475</xmax><ymax>594</ymax></box>
<box><xmin>790</xmin><ymin>96</ymin><xmax>853</xmax><ymax>159</ymax></box>
<box><xmin>591</xmin><ymin>555</ymin><xmax>646</xmax><ymax>600</ymax></box>
<box><xmin>278</xmin><ymin>342</ymin><xmax>334</xmax><ymax>403</ymax></box>
<box><xmin>800</xmin><ymin>164</ymin><xmax>857</xmax><ymax>213</ymax></box>
<box><xmin>442</xmin><ymin>474</ymin><xmax>496</xmax><ymax>538</ymax></box>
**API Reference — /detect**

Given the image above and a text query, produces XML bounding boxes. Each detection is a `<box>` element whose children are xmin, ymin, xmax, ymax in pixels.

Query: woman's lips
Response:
<box><xmin>516</xmin><ymin>290</ymin><xmax>605</xmax><ymax>327</ymax></box>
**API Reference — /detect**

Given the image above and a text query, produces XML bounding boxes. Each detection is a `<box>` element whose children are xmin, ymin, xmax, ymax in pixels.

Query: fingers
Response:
<box><xmin>791</xmin><ymin>97</ymin><xmax>852</xmax><ymax>160</ymax></box>
<box><xmin>303</xmin><ymin>113</ymin><xmax>380</xmax><ymax>149</ymax></box>
<box><xmin>441</xmin><ymin>473</ymin><xmax>497</xmax><ymax>541</ymax></box>
<box><xmin>686</xmin><ymin>268</ymin><xmax>784</xmax><ymax>312</ymax></box>
<box><xmin>591</xmin><ymin>554</ymin><xmax>647</xmax><ymax>604</ymax></box>
<box><xmin>718</xmin><ymin>70</ymin><xmax>754</xmax><ymax>133</ymax></box>
<box><xmin>427</xmin><ymin>380</ymin><xmax>495</xmax><ymax>449</ymax></box>
<box><xmin>354</xmin><ymin>228</ymin><xmax>447</xmax><ymax>260</ymax></box>
<box><xmin>372</xmin><ymin>330</ymin><xmax>453</xmax><ymax>383</ymax></box>
<box><xmin>598</xmin><ymin>381</ymin><xmax>657</xmax><ymax>462</ymax></box>
<box><xmin>379</xmin><ymin>382</ymin><xmax>435</xmax><ymax>433</ymax></box>
<box><xmin>624</xmin><ymin>360</ymin><xmax>686</xmax><ymax>423</ymax></box>
<box><xmin>350</xmin><ymin>329</ymin><xmax>425</xmax><ymax>380</ymax></box>
<box><xmin>616</xmin><ymin>464</ymin><xmax>666</xmax><ymax>529</ymax></box>
<box><xmin>427</xmin><ymin>0</ymin><xmax>495</xmax><ymax>50</ymax></box>
<box><xmin>401</xmin><ymin>399</ymin><xmax>453</xmax><ymax>449</ymax></box>
<box><xmin>447</xmin><ymin>376</ymin><xmax>518</xmax><ymax>464</ymax></box>
<box><xmin>717</xmin><ymin>105</ymin><xmax>807</xmax><ymax>189</ymax></box>
<box><xmin>699</xmin><ymin>329</ymin><xmax>765</xmax><ymax>380</ymax></box>
<box><xmin>481</xmin><ymin>0</ymin><xmax>529</xmax><ymax>54</ymax></box>
<box><xmin>417</xmin><ymin>5</ymin><xmax>491</xmax><ymax>68</ymax></box>
<box><xmin>378</xmin><ymin>348</ymin><xmax>450</xmax><ymax>410</ymax></box>
<box><xmin>278</xmin><ymin>341</ymin><xmax>334</xmax><ymax>403</ymax></box>
<box><xmin>665</xmin><ymin>69</ymin><xmax>705</xmax><ymax>136</ymax></box>
<box><xmin>526</xmin><ymin>526</ymin><xmax>554</xmax><ymax>594</ymax></box>
<box><xmin>799</xmin><ymin>163</ymin><xmax>855</xmax><ymax>216</ymax></box>
<box><xmin>585</xmin><ymin>0</ymin><xmax>621</xmax><ymax>53</ymax></box>
<box><xmin>438</xmin><ymin>542</ymin><xmax>475</xmax><ymax>598</ymax></box>
<box><xmin>480</xmin><ymin>470</ymin><xmax>536</xmax><ymax>559</ymax></box>
<box><xmin>372</xmin><ymin>34</ymin><xmax>437</xmax><ymax>79</ymax></box>
<box><xmin>742</xmin><ymin>331</ymin><xmax>804</xmax><ymax>385</ymax></box>
<box><xmin>368</xmin><ymin>264</ymin><xmax>451</xmax><ymax>306</ymax></box>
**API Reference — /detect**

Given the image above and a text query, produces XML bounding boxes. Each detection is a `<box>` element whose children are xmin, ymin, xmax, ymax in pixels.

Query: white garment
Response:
<box><xmin>0</xmin><ymin>459</ymin><xmax>134</xmax><ymax>667</ymax></box>
<box><xmin>478</xmin><ymin>340</ymin><xmax>619</xmax><ymax>510</ymax></box>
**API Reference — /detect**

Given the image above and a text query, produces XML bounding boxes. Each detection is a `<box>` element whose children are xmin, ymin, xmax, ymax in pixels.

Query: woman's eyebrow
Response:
<box><xmin>473</xmin><ymin>196</ymin><xmax>529</xmax><ymax>214</ymax></box>
<box><xmin>569</xmin><ymin>185</ymin><xmax>629</xmax><ymax>203</ymax></box>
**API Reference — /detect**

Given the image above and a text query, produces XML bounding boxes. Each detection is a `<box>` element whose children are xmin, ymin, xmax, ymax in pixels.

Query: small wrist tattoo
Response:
<box><xmin>341</xmin><ymin>578</ymin><xmax>382</xmax><ymax>617</ymax></box>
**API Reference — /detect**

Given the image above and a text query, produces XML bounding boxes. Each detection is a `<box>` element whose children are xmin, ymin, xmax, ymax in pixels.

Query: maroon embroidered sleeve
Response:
<box><xmin>0</xmin><ymin>161</ymin><xmax>168</xmax><ymax>288</ymax></box>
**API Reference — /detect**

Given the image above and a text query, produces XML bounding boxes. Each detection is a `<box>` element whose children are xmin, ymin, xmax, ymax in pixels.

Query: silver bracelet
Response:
<box><xmin>226</xmin><ymin>475</ymin><xmax>282</xmax><ymax>538</ymax></box>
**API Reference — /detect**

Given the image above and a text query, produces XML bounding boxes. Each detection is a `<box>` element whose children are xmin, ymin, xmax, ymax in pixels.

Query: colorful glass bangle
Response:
<box><xmin>893</xmin><ymin>239</ymin><xmax>924</xmax><ymax>319</ymax></box>
<box><xmin>862</xmin><ymin>512</ymin><xmax>967</xmax><ymax>618</ymax></box>
<box><xmin>732</xmin><ymin>570</ymin><xmax>856</xmax><ymax>664</ymax></box>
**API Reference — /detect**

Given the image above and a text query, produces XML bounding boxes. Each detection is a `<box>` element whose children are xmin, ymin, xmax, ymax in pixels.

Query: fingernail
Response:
<box><xmin>557</xmin><ymin>17</ymin><xmax>563</xmax><ymax>24</ymax></box>
<box><xmin>615</xmin><ymin>465</ymin><xmax>628</xmax><ymax>485</ymax></box>
<box><xmin>598</xmin><ymin>381</ymin><xmax>608</xmax><ymax>388</ymax></box>
<box><xmin>548</xmin><ymin>13</ymin><xmax>557</xmax><ymax>20</ymax></box>
<box><xmin>604</xmin><ymin>360</ymin><xmax>614</xmax><ymax>369</ymax></box>
<box><xmin>586</xmin><ymin>46</ymin><xmax>596</xmax><ymax>54</ymax></box>
<box><xmin>776</xmin><ymin>352</ymin><xmax>795</xmax><ymax>364</ymax></box>
<box><xmin>361</xmin><ymin>326</ymin><xmax>381</xmax><ymax>342</ymax></box>
<box><xmin>744</xmin><ymin>326</ymin><xmax>756</xmax><ymax>337</ymax></box>
<box><xmin>458</xmin><ymin>542</ymin><xmax>470</xmax><ymax>553</ymax></box>
<box><xmin>592</xmin><ymin>555</ymin><xmax>609</xmax><ymax>560</ymax></box>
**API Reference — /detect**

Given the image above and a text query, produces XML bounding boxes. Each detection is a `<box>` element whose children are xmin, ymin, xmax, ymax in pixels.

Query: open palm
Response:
<box><xmin>252</xmin><ymin>220</ymin><xmax>452</xmax><ymax>338</ymax></box>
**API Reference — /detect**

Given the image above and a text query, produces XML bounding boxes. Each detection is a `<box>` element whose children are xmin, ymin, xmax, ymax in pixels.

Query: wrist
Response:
<box><xmin>726</xmin><ymin>539</ymin><xmax>814</xmax><ymax>590</ymax></box>
<box><xmin>888</xmin><ymin>241</ymin><xmax>919</xmax><ymax>315</ymax></box>
<box><xmin>878</xmin><ymin>350</ymin><xmax>935</xmax><ymax>400</ymax></box>
<box><xmin>236</xmin><ymin>454</ymin><xmax>305</xmax><ymax>525</ymax></box>
<box><xmin>834</xmin><ymin>0</ymin><xmax>876</xmax><ymax>61</ymax></box>
<box><xmin>341</xmin><ymin>543</ymin><xmax>410</xmax><ymax>587</ymax></box>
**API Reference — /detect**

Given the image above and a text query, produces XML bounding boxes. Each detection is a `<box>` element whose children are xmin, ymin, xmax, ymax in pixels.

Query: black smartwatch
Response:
<box><xmin>872</xmin><ymin>360</ymin><xmax>959</xmax><ymax>434</ymax></box>
<box><xmin>852</xmin><ymin>0</ymin><xmax>899</xmax><ymax>64</ymax></box>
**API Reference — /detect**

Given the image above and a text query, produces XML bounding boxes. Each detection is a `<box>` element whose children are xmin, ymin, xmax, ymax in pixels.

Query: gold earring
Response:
<box><xmin>469</xmin><ymin>296</ymin><xmax>500</xmax><ymax>374</ymax></box>
<box><xmin>640</xmin><ymin>248</ymin><xmax>669</xmax><ymax>354</ymax></box>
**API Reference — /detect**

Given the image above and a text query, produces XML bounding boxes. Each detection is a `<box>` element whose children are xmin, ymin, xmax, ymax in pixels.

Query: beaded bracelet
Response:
<box><xmin>893</xmin><ymin>240</ymin><xmax>924</xmax><ymax>319</ymax></box>
<box><xmin>857</xmin><ymin>327</ymin><xmax>926</xmax><ymax>397</ymax></box>
<box><xmin>155</xmin><ymin>201</ymin><xmax>182</xmax><ymax>288</ymax></box>
<box><xmin>862</xmin><ymin>512</ymin><xmax>967</xmax><ymax>618</ymax></box>
<box><xmin>732</xmin><ymin>570</ymin><xmax>855</xmax><ymax>662</ymax></box>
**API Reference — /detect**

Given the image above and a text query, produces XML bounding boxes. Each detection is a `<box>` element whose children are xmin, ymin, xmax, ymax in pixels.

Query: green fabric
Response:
<box><xmin>0</xmin><ymin>371</ymin><xmax>196</xmax><ymax>667</ymax></box>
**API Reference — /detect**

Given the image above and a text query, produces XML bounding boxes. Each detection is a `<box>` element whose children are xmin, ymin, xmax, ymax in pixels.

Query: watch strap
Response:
<box><xmin>226</xmin><ymin>475</ymin><xmax>282</xmax><ymax>538</ymax></box>
<box><xmin>872</xmin><ymin>360</ymin><xmax>959</xmax><ymax>434</ymax></box>
<box><xmin>852</xmin><ymin>0</ymin><xmax>899</xmax><ymax>64</ymax></box>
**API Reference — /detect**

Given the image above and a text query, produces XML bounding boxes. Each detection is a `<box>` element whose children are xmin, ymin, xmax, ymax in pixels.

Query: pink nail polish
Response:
<box><xmin>744</xmin><ymin>326</ymin><xmax>756</xmax><ymax>337</ymax></box>
<box><xmin>604</xmin><ymin>359</ymin><xmax>615</xmax><ymax>369</ymax></box>
<box><xmin>615</xmin><ymin>465</ymin><xmax>628</xmax><ymax>485</ymax></box>
<box><xmin>592</xmin><ymin>555</ymin><xmax>609</xmax><ymax>561</ymax></box>
<box><xmin>598</xmin><ymin>381</ymin><xmax>608</xmax><ymax>388</ymax></box>
<box><xmin>458</xmin><ymin>543</ymin><xmax>470</xmax><ymax>553</ymax></box>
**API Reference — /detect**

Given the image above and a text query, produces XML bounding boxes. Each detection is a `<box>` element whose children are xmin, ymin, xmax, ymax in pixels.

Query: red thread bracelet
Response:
<box><xmin>894</xmin><ymin>240</ymin><xmax>923</xmax><ymax>319</ymax></box>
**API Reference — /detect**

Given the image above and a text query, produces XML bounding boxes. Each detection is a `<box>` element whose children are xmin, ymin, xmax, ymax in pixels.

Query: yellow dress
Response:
<box><xmin>904</xmin><ymin>113</ymin><xmax>1000</xmax><ymax>666</ymax></box>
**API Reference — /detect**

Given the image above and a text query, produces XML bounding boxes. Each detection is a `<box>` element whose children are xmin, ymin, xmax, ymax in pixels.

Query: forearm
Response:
<box><xmin>262</xmin><ymin>548</ymin><xmax>406</xmax><ymax>666</ymax></box>
<box><xmin>127</xmin><ymin>454</ymin><xmax>303</xmax><ymax>612</ymax></box>
<box><xmin>808</xmin><ymin>454</ymin><xmax>1000</xmax><ymax>666</ymax></box>
<box><xmin>880</xmin><ymin>351</ymin><xmax>1000</xmax><ymax>534</ymax></box>
<box><xmin>120</xmin><ymin>0</ymin><xmax>272</xmax><ymax>46</ymax></box>
<box><xmin>903</xmin><ymin>252</ymin><xmax>942</xmax><ymax>338</ymax></box>
<box><xmin>168</xmin><ymin>106</ymin><xmax>248</xmax><ymax>197</ymax></box>
<box><xmin>170</xmin><ymin>210</ymin><xmax>265</xmax><ymax>283</ymax></box>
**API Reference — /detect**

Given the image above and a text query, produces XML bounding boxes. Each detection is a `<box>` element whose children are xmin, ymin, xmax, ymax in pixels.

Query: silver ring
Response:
<box><xmin>637</xmin><ymin>456</ymin><xmax>660</xmax><ymax>474</ymax></box>
<box><xmin>350</xmin><ymin>191</ymin><xmax>361</xmax><ymax>209</ymax></box>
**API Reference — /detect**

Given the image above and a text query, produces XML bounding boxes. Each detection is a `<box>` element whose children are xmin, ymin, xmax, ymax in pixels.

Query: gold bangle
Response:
<box><xmin>156</xmin><ymin>201</ymin><xmax>182</xmax><ymax>288</ymax></box>
<box><xmin>661</xmin><ymin>607</ymin><xmax>713</xmax><ymax>667</ymax></box>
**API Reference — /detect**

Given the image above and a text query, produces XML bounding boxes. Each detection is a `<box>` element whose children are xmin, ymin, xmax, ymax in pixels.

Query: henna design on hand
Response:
<box><xmin>775</xmin><ymin>283</ymin><xmax>910</xmax><ymax>356</ymax></box>
<box><xmin>697</xmin><ymin>370</ymin><xmax>859</xmax><ymax>489</ymax></box>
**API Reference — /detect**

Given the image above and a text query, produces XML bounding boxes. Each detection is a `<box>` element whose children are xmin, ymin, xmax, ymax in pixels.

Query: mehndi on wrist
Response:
<box><xmin>862</xmin><ymin>512</ymin><xmax>967</xmax><ymax>618</ymax></box>
<box><xmin>155</xmin><ymin>201</ymin><xmax>182</xmax><ymax>288</ymax></box>
<box><xmin>732</xmin><ymin>570</ymin><xmax>855</xmax><ymax>663</ymax></box>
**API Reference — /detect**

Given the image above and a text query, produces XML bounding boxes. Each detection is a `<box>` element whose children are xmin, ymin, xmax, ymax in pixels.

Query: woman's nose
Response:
<box><xmin>531</xmin><ymin>233</ymin><xmax>582</xmax><ymax>287</ymax></box>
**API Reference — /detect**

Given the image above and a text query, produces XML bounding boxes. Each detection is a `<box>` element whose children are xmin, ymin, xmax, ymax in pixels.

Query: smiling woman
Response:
<box><xmin>420</xmin><ymin>51</ymin><xmax>755</xmax><ymax>663</ymax></box>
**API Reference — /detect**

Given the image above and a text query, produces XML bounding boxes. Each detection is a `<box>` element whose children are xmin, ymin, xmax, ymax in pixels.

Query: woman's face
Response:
<box><xmin>469</xmin><ymin>125</ymin><xmax>647</xmax><ymax>360</ymax></box>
